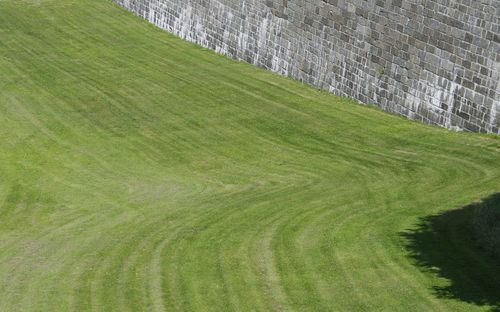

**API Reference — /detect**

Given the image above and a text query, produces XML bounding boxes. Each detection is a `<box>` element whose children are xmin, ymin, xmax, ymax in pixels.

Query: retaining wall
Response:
<box><xmin>111</xmin><ymin>0</ymin><xmax>500</xmax><ymax>133</ymax></box>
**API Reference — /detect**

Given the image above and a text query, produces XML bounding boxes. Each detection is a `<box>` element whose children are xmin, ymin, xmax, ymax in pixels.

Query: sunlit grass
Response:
<box><xmin>0</xmin><ymin>1</ymin><xmax>499</xmax><ymax>311</ymax></box>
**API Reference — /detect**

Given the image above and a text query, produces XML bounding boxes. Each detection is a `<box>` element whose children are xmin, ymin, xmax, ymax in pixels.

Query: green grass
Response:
<box><xmin>403</xmin><ymin>199</ymin><xmax>500</xmax><ymax>311</ymax></box>
<box><xmin>0</xmin><ymin>0</ymin><xmax>499</xmax><ymax>311</ymax></box>
<box><xmin>472</xmin><ymin>193</ymin><xmax>500</xmax><ymax>260</ymax></box>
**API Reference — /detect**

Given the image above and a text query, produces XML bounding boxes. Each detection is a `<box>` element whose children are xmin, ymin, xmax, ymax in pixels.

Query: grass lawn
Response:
<box><xmin>0</xmin><ymin>0</ymin><xmax>499</xmax><ymax>311</ymax></box>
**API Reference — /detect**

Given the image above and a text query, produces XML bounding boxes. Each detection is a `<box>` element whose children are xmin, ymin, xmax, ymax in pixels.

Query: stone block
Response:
<box><xmin>110</xmin><ymin>0</ymin><xmax>500</xmax><ymax>134</ymax></box>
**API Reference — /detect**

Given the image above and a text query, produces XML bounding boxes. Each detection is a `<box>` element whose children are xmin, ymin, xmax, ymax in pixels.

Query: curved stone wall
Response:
<box><xmin>110</xmin><ymin>0</ymin><xmax>500</xmax><ymax>134</ymax></box>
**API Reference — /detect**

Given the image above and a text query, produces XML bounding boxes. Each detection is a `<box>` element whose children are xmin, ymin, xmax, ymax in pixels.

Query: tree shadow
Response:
<box><xmin>401</xmin><ymin>193</ymin><xmax>500</xmax><ymax>311</ymax></box>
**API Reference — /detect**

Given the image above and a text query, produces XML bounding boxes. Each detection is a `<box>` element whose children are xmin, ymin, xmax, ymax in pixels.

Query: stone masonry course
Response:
<box><xmin>110</xmin><ymin>0</ymin><xmax>500</xmax><ymax>134</ymax></box>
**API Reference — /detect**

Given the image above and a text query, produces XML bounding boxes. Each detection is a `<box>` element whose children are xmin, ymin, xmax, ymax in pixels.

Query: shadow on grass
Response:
<box><xmin>401</xmin><ymin>193</ymin><xmax>500</xmax><ymax>311</ymax></box>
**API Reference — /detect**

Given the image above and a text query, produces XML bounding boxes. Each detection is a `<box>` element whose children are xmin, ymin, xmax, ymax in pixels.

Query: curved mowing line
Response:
<box><xmin>0</xmin><ymin>0</ymin><xmax>499</xmax><ymax>311</ymax></box>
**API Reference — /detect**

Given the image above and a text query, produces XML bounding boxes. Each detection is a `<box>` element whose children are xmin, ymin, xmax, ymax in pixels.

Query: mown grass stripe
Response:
<box><xmin>0</xmin><ymin>0</ymin><xmax>499</xmax><ymax>311</ymax></box>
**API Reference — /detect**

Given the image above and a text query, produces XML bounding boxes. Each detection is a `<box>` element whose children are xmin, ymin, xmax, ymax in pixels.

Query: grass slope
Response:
<box><xmin>473</xmin><ymin>193</ymin><xmax>500</xmax><ymax>260</ymax></box>
<box><xmin>0</xmin><ymin>1</ymin><xmax>499</xmax><ymax>311</ymax></box>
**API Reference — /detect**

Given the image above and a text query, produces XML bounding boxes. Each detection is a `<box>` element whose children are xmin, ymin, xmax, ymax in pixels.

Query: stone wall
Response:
<box><xmin>110</xmin><ymin>0</ymin><xmax>500</xmax><ymax>134</ymax></box>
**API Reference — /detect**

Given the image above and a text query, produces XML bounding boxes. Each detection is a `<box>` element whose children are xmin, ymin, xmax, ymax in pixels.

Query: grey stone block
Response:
<box><xmin>110</xmin><ymin>0</ymin><xmax>500</xmax><ymax>134</ymax></box>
